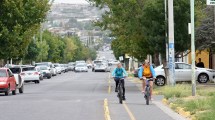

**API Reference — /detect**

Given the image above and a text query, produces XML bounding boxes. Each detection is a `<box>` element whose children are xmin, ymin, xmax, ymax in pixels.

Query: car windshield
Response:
<box><xmin>94</xmin><ymin>61</ymin><xmax>102</xmax><ymax>64</ymax></box>
<box><xmin>54</xmin><ymin>64</ymin><xmax>60</xmax><ymax>67</ymax></box>
<box><xmin>40</xmin><ymin>67</ymin><xmax>48</xmax><ymax>70</ymax></box>
<box><xmin>76</xmin><ymin>65</ymin><xmax>85</xmax><ymax>67</ymax></box>
<box><xmin>9</xmin><ymin>68</ymin><xmax>21</xmax><ymax>74</ymax></box>
<box><xmin>23</xmin><ymin>67</ymin><xmax>36</xmax><ymax>71</ymax></box>
<box><xmin>0</xmin><ymin>70</ymin><xmax>7</xmax><ymax>77</ymax></box>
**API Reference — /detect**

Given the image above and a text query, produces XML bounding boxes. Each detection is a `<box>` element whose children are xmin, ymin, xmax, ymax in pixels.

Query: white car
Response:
<box><xmin>36</xmin><ymin>66</ymin><xmax>52</xmax><ymax>79</ymax></box>
<box><xmin>21</xmin><ymin>66</ymin><xmax>40</xmax><ymax>84</ymax></box>
<box><xmin>75</xmin><ymin>64</ymin><xmax>88</xmax><ymax>72</ymax></box>
<box><xmin>54</xmin><ymin>64</ymin><xmax>62</xmax><ymax>74</ymax></box>
<box><xmin>154</xmin><ymin>62</ymin><xmax>215</xmax><ymax>86</ymax></box>
<box><xmin>94</xmin><ymin>63</ymin><xmax>110</xmax><ymax>72</ymax></box>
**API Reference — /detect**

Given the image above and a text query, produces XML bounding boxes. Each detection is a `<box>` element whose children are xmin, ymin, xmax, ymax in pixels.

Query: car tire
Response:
<box><xmin>47</xmin><ymin>76</ymin><xmax>51</xmax><ymax>79</ymax></box>
<box><xmin>5</xmin><ymin>85</ymin><xmax>10</xmax><ymax>96</ymax></box>
<box><xmin>12</xmin><ymin>87</ymin><xmax>16</xmax><ymax>95</ymax></box>
<box><xmin>198</xmin><ymin>73</ymin><xmax>209</xmax><ymax>83</ymax></box>
<box><xmin>155</xmin><ymin>76</ymin><xmax>166</xmax><ymax>86</ymax></box>
<box><xmin>19</xmin><ymin>84</ymin><xmax>24</xmax><ymax>93</ymax></box>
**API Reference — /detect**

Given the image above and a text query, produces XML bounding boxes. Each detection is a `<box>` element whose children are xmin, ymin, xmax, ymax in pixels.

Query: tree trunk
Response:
<box><xmin>153</xmin><ymin>53</ymin><xmax>160</xmax><ymax>66</ymax></box>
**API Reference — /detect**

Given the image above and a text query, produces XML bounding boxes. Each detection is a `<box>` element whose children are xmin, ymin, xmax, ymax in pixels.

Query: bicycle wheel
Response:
<box><xmin>118</xmin><ymin>84</ymin><xmax>123</xmax><ymax>104</ymax></box>
<box><xmin>145</xmin><ymin>86</ymin><xmax>150</xmax><ymax>105</ymax></box>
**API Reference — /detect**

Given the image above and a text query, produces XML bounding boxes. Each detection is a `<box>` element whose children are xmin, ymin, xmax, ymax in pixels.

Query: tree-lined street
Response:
<box><xmin>0</xmin><ymin>51</ymin><xmax>186</xmax><ymax>120</ymax></box>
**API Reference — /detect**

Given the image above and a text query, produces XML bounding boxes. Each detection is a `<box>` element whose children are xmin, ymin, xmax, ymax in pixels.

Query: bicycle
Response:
<box><xmin>144</xmin><ymin>78</ymin><xmax>154</xmax><ymax>105</ymax></box>
<box><xmin>114</xmin><ymin>77</ymin><xmax>125</xmax><ymax>104</ymax></box>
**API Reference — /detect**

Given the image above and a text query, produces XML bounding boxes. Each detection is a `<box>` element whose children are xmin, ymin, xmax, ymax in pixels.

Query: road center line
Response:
<box><xmin>123</xmin><ymin>101</ymin><xmax>136</xmax><ymax>120</ymax></box>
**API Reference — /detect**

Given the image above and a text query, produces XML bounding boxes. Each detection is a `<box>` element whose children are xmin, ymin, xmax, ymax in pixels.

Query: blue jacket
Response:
<box><xmin>112</xmin><ymin>67</ymin><xmax>128</xmax><ymax>78</ymax></box>
<box><xmin>138</xmin><ymin>65</ymin><xmax>156</xmax><ymax>78</ymax></box>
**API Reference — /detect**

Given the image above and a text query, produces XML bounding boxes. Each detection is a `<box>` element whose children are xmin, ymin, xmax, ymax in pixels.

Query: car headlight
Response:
<box><xmin>0</xmin><ymin>82</ymin><xmax>7</xmax><ymax>85</ymax></box>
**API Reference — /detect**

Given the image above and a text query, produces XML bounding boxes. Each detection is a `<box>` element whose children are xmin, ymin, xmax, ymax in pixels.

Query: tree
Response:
<box><xmin>25</xmin><ymin>40</ymin><xmax>39</xmax><ymax>63</ymax></box>
<box><xmin>0</xmin><ymin>0</ymin><xmax>50</xmax><ymax>60</ymax></box>
<box><xmin>89</xmin><ymin>0</ymin><xmax>206</xmax><ymax>64</ymax></box>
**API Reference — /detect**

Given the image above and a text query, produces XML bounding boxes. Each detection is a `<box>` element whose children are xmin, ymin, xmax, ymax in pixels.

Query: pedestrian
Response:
<box><xmin>196</xmin><ymin>58</ymin><xmax>204</xmax><ymax>68</ymax></box>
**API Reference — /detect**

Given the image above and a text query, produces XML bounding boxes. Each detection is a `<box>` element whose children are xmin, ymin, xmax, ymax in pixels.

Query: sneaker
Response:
<box><xmin>122</xmin><ymin>96</ymin><xmax>126</xmax><ymax>100</ymax></box>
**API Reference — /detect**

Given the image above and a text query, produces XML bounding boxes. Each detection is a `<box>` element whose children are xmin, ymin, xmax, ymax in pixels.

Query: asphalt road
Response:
<box><xmin>0</xmin><ymin>51</ymin><xmax>185</xmax><ymax>120</ymax></box>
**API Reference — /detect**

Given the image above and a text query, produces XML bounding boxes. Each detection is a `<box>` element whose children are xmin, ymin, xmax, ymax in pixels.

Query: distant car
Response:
<box><xmin>133</xmin><ymin>68</ymin><xmax>140</xmax><ymax>77</ymax></box>
<box><xmin>68</xmin><ymin>62</ymin><xmax>75</xmax><ymax>71</ymax></box>
<box><xmin>53</xmin><ymin>63</ymin><xmax>62</xmax><ymax>74</ymax></box>
<box><xmin>60</xmin><ymin>64</ymin><xmax>66</xmax><ymax>73</ymax></box>
<box><xmin>21</xmin><ymin>66</ymin><xmax>40</xmax><ymax>84</ymax></box>
<box><xmin>94</xmin><ymin>63</ymin><xmax>109</xmax><ymax>72</ymax></box>
<box><xmin>37</xmin><ymin>66</ymin><xmax>52</xmax><ymax>79</ymax></box>
<box><xmin>35</xmin><ymin>62</ymin><xmax>57</xmax><ymax>76</ymax></box>
<box><xmin>75</xmin><ymin>64</ymin><xmax>88</xmax><ymax>72</ymax></box>
<box><xmin>154</xmin><ymin>62</ymin><xmax>215</xmax><ymax>86</ymax></box>
<box><xmin>35</xmin><ymin>67</ymin><xmax>44</xmax><ymax>80</ymax></box>
<box><xmin>0</xmin><ymin>68</ymin><xmax>17</xmax><ymax>96</ymax></box>
<box><xmin>8</xmin><ymin>66</ymin><xmax>25</xmax><ymax>93</ymax></box>
<box><xmin>87</xmin><ymin>63</ymin><xmax>92</xmax><ymax>69</ymax></box>
<box><xmin>92</xmin><ymin>60</ymin><xmax>103</xmax><ymax>71</ymax></box>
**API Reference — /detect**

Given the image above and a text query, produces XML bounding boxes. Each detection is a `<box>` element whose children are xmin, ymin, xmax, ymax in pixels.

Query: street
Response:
<box><xmin>0</xmin><ymin>51</ymin><xmax>186</xmax><ymax>120</ymax></box>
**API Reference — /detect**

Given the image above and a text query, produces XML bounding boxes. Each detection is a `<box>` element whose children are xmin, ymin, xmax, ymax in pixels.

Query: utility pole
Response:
<box><xmin>168</xmin><ymin>0</ymin><xmax>175</xmax><ymax>86</ymax></box>
<box><xmin>40</xmin><ymin>24</ymin><xmax>43</xmax><ymax>62</ymax></box>
<box><xmin>164</xmin><ymin>0</ymin><xmax>170</xmax><ymax>85</ymax></box>
<box><xmin>190</xmin><ymin>0</ymin><xmax>196</xmax><ymax>96</ymax></box>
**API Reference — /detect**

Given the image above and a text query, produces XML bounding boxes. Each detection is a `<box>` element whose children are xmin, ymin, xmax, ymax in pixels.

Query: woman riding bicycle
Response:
<box><xmin>138</xmin><ymin>60</ymin><xmax>156</xmax><ymax>100</ymax></box>
<box><xmin>112</xmin><ymin>63</ymin><xmax>128</xmax><ymax>100</ymax></box>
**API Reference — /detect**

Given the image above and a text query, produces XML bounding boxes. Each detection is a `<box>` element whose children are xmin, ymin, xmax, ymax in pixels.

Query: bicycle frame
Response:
<box><xmin>145</xmin><ymin>78</ymin><xmax>153</xmax><ymax>105</ymax></box>
<box><xmin>114</xmin><ymin>77</ymin><xmax>125</xmax><ymax>104</ymax></box>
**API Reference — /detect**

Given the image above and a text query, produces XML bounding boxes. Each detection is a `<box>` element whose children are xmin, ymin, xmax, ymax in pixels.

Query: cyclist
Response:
<box><xmin>138</xmin><ymin>59</ymin><xmax>156</xmax><ymax>100</ymax></box>
<box><xmin>112</xmin><ymin>63</ymin><xmax>128</xmax><ymax>100</ymax></box>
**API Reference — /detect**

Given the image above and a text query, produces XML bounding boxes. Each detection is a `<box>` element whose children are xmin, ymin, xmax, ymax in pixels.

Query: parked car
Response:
<box><xmin>35</xmin><ymin>62</ymin><xmax>57</xmax><ymax>76</ymax></box>
<box><xmin>8</xmin><ymin>66</ymin><xmax>25</xmax><ymax>93</ymax></box>
<box><xmin>154</xmin><ymin>62</ymin><xmax>215</xmax><ymax>86</ymax></box>
<box><xmin>133</xmin><ymin>68</ymin><xmax>140</xmax><ymax>77</ymax></box>
<box><xmin>37</xmin><ymin>66</ymin><xmax>52</xmax><ymax>79</ymax></box>
<box><xmin>53</xmin><ymin>63</ymin><xmax>62</xmax><ymax>74</ymax></box>
<box><xmin>75</xmin><ymin>64</ymin><xmax>88</xmax><ymax>72</ymax></box>
<box><xmin>68</xmin><ymin>62</ymin><xmax>75</xmax><ymax>71</ymax></box>
<box><xmin>21</xmin><ymin>66</ymin><xmax>40</xmax><ymax>84</ymax></box>
<box><xmin>0</xmin><ymin>68</ymin><xmax>17</xmax><ymax>95</ymax></box>
<box><xmin>60</xmin><ymin>64</ymin><xmax>66</xmax><ymax>73</ymax></box>
<box><xmin>35</xmin><ymin>67</ymin><xmax>44</xmax><ymax>80</ymax></box>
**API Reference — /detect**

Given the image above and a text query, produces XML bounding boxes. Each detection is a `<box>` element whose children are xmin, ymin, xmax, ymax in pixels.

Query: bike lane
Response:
<box><xmin>105</xmin><ymin>77</ymin><xmax>186</xmax><ymax>120</ymax></box>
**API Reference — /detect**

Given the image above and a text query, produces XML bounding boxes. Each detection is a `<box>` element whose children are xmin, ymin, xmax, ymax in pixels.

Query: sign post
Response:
<box><xmin>207</xmin><ymin>0</ymin><xmax>215</xmax><ymax>5</ymax></box>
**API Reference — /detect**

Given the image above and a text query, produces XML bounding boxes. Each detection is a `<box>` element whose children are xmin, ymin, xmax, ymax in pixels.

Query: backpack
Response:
<box><xmin>115</xmin><ymin>68</ymin><xmax>123</xmax><ymax>77</ymax></box>
<box><xmin>143</xmin><ymin>66</ymin><xmax>152</xmax><ymax>77</ymax></box>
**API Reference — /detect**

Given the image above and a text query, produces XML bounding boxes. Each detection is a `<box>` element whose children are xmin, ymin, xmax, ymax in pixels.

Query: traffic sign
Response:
<box><xmin>207</xmin><ymin>0</ymin><xmax>215</xmax><ymax>5</ymax></box>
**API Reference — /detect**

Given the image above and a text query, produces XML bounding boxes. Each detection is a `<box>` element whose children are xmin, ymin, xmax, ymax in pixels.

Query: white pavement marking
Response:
<box><xmin>153</xmin><ymin>101</ymin><xmax>187</xmax><ymax>120</ymax></box>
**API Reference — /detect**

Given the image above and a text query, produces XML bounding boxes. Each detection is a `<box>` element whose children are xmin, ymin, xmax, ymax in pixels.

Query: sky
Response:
<box><xmin>54</xmin><ymin>0</ymin><xmax>89</xmax><ymax>4</ymax></box>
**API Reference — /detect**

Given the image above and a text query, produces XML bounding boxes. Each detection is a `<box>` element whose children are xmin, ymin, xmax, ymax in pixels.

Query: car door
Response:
<box><xmin>7</xmin><ymin>69</ymin><xmax>15</xmax><ymax>89</ymax></box>
<box><xmin>177</xmin><ymin>63</ymin><xmax>192</xmax><ymax>81</ymax></box>
<box><xmin>175</xmin><ymin>63</ymin><xmax>183</xmax><ymax>81</ymax></box>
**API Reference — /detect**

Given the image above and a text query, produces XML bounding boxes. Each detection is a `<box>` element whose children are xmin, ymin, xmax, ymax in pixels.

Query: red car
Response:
<box><xmin>0</xmin><ymin>68</ymin><xmax>16</xmax><ymax>96</ymax></box>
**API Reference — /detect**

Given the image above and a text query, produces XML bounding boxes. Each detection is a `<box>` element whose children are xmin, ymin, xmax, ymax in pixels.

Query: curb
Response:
<box><xmin>162</xmin><ymin>98</ymin><xmax>194</xmax><ymax>120</ymax></box>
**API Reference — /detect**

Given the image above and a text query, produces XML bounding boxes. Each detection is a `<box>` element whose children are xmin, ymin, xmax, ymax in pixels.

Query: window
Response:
<box><xmin>23</xmin><ymin>67</ymin><xmax>36</xmax><ymax>71</ymax></box>
<box><xmin>0</xmin><ymin>70</ymin><xmax>7</xmax><ymax>77</ymax></box>
<box><xmin>176</xmin><ymin>63</ymin><xmax>191</xmax><ymax>69</ymax></box>
<box><xmin>9</xmin><ymin>68</ymin><xmax>21</xmax><ymax>74</ymax></box>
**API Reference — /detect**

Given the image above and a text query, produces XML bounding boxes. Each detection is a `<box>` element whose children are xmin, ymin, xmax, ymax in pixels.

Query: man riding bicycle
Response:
<box><xmin>138</xmin><ymin>60</ymin><xmax>156</xmax><ymax>100</ymax></box>
<box><xmin>112</xmin><ymin>63</ymin><xmax>128</xmax><ymax>100</ymax></box>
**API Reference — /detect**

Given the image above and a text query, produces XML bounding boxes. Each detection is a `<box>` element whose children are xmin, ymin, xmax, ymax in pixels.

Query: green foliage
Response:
<box><xmin>89</xmin><ymin>0</ymin><xmax>206</xmax><ymax>61</ymax></box>
<box><xmin>0</xmin><ymin>0</ymin><xmax>50</xmax><ymax>59</ymax></box>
